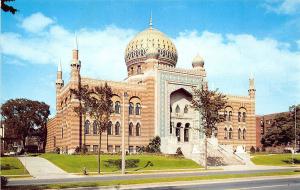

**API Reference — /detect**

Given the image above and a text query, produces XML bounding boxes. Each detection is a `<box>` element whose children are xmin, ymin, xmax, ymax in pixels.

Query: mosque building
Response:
<box><xmin>46</xmin><ymin>18</ymin><xmax>256</xmax><ymax>164</ymax></box>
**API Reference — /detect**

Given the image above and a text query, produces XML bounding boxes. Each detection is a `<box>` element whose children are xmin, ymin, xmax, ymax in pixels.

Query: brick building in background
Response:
<box><xmin>256</xmin><ymin>112</ymin><xmax>288</xmax><ymax>148</ymax></box>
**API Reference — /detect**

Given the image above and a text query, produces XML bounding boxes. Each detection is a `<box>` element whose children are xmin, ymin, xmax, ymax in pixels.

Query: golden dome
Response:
<box><xmin>124</xmin><ymin>27</ymin><xmax>178</xmax><ymax>67</ymax></box>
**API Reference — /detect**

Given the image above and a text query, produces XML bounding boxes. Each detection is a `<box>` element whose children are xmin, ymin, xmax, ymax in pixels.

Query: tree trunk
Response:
<box><xmin>98</xmin><ymin>132</ymin><xmax>102</xmax><ymax>174</ymax></box>
<box><xmin>205</xmin><ymin>138</ymin><xmax>208</xmax><ymax>170</ymax></box>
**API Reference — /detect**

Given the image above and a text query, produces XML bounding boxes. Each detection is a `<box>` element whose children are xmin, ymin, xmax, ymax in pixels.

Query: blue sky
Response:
<box><xmin>1</xmin><ymin>0</ymin><xmax>300</xmax><ymax>116</ymax></box>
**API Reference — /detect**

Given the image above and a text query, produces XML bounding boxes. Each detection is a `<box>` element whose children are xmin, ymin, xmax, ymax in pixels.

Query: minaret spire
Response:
<box><xmin>58</xmin><ymin>59</ymin><xmax>62</xmax><ymax>72</ymax></box>
<box><xmin>74</xmin><ymin>32</ymin><xmax>78</xmax><ymax>50</ymax></box>
<box><xmin>149</xmin><ymin>11</ymin><xmax>153</xmax><ymax>29</ymax></box>
<box><xmin>56</xmin><ymin>59</ymin><xmax>64</xmax><ymax>90</ymax></box>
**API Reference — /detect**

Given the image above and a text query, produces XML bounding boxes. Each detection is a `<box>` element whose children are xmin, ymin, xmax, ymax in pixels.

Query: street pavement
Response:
<box><xmin>55</xmin><ymin>175</ymin><xmax>300</xmax><ymax>190</ymax></box>
<box><xmin>7</xmin><ymin>167</ymin><xmax>300</xmax><ymax>186</ymax></box>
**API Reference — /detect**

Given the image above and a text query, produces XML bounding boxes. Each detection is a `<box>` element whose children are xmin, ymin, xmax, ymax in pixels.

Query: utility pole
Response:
<box><xmin>294</xmin><ymin>105</ymin><xmax>297</xmax><ymax>164</ymax></box>
<box><xmin>121</xmin><ymin>92</ymin><xmax>128</xmax><ymax>175</ymax></box>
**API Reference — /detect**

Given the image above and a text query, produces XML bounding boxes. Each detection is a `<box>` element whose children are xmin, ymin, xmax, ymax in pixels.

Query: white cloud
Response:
<box><xmin>20</xmin><ymin>12</ymin><xmax>55</xmax><ymax>33</ymax></box>
<box><xmin>173</xmin><ymin>30</ymin><xmax>300</xmax><ymax>114</ymax></box>
<box><xmin>264</xmin><ymin>0</ymin><xmax>300</xmax><ymax>14</ymax></box>
<box><xmin>1</xmin><ymin>12</ymin><xmax>300</xmax><ymax>114</ymax></box>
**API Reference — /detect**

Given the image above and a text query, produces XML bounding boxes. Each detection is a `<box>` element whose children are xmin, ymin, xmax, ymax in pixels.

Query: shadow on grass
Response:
<box><xmin>0</xmin><ymin>164</ymin><xmax>19</xmax><ymax>170</ymax></box>
<box><xmin>282</xmin><ymin>158</ymin><xmax>300</xmax><ymax>164</ymax></box>
<box><xmin>134</xmin><ymin>161</ymin><xmax>154</xmax><ymax>171</ymax></box>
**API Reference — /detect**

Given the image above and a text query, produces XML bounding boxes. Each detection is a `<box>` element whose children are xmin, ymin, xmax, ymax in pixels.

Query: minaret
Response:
<box><xmin>70</xmin><ymin>34</ymin><xmax>81</xmax><ymax>90</ymax></box>
<box><xmin>248</xmin><ymin>73</ymin><xmax>256</xmax><ymax>98</ymax></box>
<box><xmin>56</xmin><ymin>60</ymin><xmax>64</xmax><ymax>90</ymax></box>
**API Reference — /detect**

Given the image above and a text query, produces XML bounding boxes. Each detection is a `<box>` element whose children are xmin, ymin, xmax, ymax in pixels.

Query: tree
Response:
<box><xmin>191</xmin><ymin>88</ymin><xmax>227</xmax><ymax>137</ymax></box>
<box><xmin>72</xmin><ymin>83</ymin><xmax>113</xmax><ymax>174</ymax></box>
<box><xmin>1</xmin><ymin>0</ymin><xmax>17</xmax><ymax>14</ymax></box>
<box><xmin>1</xmin><ymin>98</ymin><xmax>50</xmax><ymax>150</ymax></box>
<box><xmin>191</xmin><ymin>87</ymin><xmax>227</xmax><ymax>169</ymax></box>
<box><xmin>262</xmin><ymin>105</ymin><xmax>300</xmax><ymax>147</ymax></box>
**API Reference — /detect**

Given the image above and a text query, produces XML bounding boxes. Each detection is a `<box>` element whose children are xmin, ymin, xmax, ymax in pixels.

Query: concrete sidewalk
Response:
<box><xmin>18</xmin><ymin>156</ymin><xmax>80</xmax><ymax>179</ymax></box>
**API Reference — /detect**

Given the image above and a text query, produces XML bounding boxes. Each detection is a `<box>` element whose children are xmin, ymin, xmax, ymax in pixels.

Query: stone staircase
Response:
<box><xmin>182</xmin><ymin>138</ymin><xmax>250</xmax><ymax>166</ymax></box>
<box><xmin>161</xmin><ymin>136</ymin><xmax>253</xmax><ymax>167</ymax></box>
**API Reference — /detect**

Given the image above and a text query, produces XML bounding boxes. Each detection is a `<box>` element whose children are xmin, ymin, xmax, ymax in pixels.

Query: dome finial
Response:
<box><xmin>149</xmin><ymin>11</ymin><xmax>153</xmax><ymax>29</ymax></box>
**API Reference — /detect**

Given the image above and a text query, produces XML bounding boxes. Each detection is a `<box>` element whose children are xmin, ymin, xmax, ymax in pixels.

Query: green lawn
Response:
<box><xmin>251</xmin><ymin>153</ymin><xmax>300</xmax><ymax>166</ymax></box>
<box><xmin>40</xmin><ymin>153</ymin><xmax>201</xmax><ymax>173</ymax></box>
<box><xmin>0</xmin><ymin>157</ymin><xmax>29</xmax><ymax>176</ymax></box>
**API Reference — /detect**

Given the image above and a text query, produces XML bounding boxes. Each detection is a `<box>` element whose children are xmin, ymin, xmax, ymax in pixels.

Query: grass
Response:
<box><xmin>4</xmin><ymin>170</ymin><xmax>300</xmax><ymax>190</ymax></box>
<box><xmin>40</xmin><ymin>153</ymin><xmax>201</xmax><ymax>173</ymax></box>
<box><xmin>251</xmin><ymin>153</ymin><xmax>300</xmax><ymax>166</ymax></box>
<box><xmin>0</xmin><ymin>157</ymin><xmax>29</xmax><ymax>176</ymax></box>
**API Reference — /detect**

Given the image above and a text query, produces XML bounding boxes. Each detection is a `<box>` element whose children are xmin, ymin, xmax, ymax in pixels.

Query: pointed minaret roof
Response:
<box><xmin>149</xmin><ymin>11</ymin><xmax>153</xmax><ymax>29</ymax></box>
<box><xmin>250</xmin><ymin>71</ymin><xmax>254</xmax><ymax>79</ymax></box>
<box><xmin>58</xmin><ymin>59</ymin><xmax>62</xmax><ymax>72</ymax></box>
<box><xmin>74</xmin><ymin>32</ymin><xmax>78</xmax><ymax>50</ymax></box>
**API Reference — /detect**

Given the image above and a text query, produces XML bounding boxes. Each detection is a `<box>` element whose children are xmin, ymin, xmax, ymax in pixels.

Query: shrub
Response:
<box><xmin>176</xmin><ymin>147</ymin><xmax>183</xmax><ymax>156</ymax></box>
<box><xmin>25</xmin><ymin>145</ymin><xmax>38</xmax><ymax>153</ymax></box>
<box><xmin>250</xmin><ymin>146</ymin><xmax>256</xmax><ymax>154</ymax></box>
<box><xmin>1</xmin><ymin>176</ymin><xmax>8</xmax><ymax>187</ymax></box>
<box><xmin>255</xmin><ymin>147</ymin><xmax>260</xmax><ymax>152</ymax></box>
<box><xmin>146</xmin><ymin>136</ymin><xmax>161</xmax><ymax>153</ymax></box>
<box><xmin>53</xmin><ymin>147</ymin><xmax>60</xmax><ymax>154</ymax></box>
<box><xmin>261</xmin><ymin>146</ymin><xmax>266</xmax><ymax>152</ymax></box>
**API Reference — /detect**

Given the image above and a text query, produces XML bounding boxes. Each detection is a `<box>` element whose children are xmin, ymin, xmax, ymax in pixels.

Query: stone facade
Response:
<box><xmin>46</xmin><ymin>22</ymin><xmax>257</xmax><ymax>154</ymax></box>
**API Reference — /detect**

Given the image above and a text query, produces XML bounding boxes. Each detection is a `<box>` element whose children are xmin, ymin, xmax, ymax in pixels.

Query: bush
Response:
<box><xmin>176</xmin><ymin>147</ymin><xmax>183</xmax><ymax>156</ymax></box>
<box><xmin>53</xmin><ymin>147</ymin><xmax>60</xmax><ymax>154</ymax></box>
<box><xmin>25</xmin><ymin>145</ymin><xmax>38</xmax><ymax>153</ymax></box>
<box><xmin>261</xmin><ymin>146</ymin><xmax>266</xmax><ymax>152</ymax></box>
<box><xmin>74</xmin><ymin>146</ymin><xmax>88</xmax><ymax>154</ymax></box>
<box><xmin>1</xmin><ymin>176</ymin><xmax>8</xmax><ymax>187</ymax></box>
<box><xmin>145</xmin><ymin>136</ymin><xmax>161</xmax><ymax>153</ymax></box>
<box><xmin>104</xmin><ymin>159</ymin><xmax>140</xmax><ymax>169</ymax></box>
<box><xmin>250</xmin><ymin>146</ymin><xmax>256</xmax><ymax>154</ymax></box>
<box><xmin>256</xmin><ymin>147</ymin><xmax>260</xmax><ymax>152</ymax></box>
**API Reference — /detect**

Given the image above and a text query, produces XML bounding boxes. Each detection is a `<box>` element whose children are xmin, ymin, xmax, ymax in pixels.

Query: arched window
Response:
<box><xmin>224</xmin><ymin>128</ymin><xmax>228</xmax><ymax>139</ymax></box>
<box><xmin>184</xmin><ymin>105</ymin><xmax>188</xmax><ymax>113</ymax></box>
<box><xmin>137</xmin><ymin>65</ymin><xmax>141</xmax><ymax>74</ymax></box>
<box><xmin>176</xmin><ymin>123</ymin><xmax>181</xmax><ymax>142</ymax></box>
<box><xmin>136</xmin><ymin>123</ymin><xmax>141</xmax><ymax>136</ymax></box>
<box><xmin>129</xmin><ymin>122</ymin><xmax>133</xmax><ymax>136</ymax></box>
<box><xmin>242</xmin><ymin>112</ymin><xmax>246</xmax><ymax>122</ymax></box>
<box><xmin>238</xmin><ymin>128</ymin><xmax>242</xmax><ymax>140</ymax></box>
<box><xmin>170</xmin><ymin>122</ymin><xmax>174</xmax><ymax>134</ymax></box>
<box><xmin>224</xmin><ymin>111</ymin><xmax>228</xmax><ymax>121</ymax></box>
<box><xmin>175</xmin><ymin>105</ymin><xmax>180</xmax><ymax>113</ymax></box>
<box><xmin>243</xmin><ymin>129</ymin><xmax>246</xmax><ymax>140</ymax></box>
<box><xmin>84</xmin><ymin>120</ymin><xmax>90</xmax><ymax>134</ymax></box>
<box><xmin>229</xmin><ymin>128</ymin><xmax>233</xmax><ymax>139</ymax></box>
<box><xmin>93</xmin><ymin>121</ymin><xmax>98</xmax><ymax>135</ymax></box>
<box><xmin>115</xmin><ymin>101</ymin><xmax>121</xmax><ymax>114</ymax></box>
<box><xmin>129</xmin><ymin>102</ymin><xmax>134</xmax><ymax>115</ymax></box>
<box><xmin>229</xmin><ymin>111</ymin><xmax>232</xmax><ymax>121</ymax></box>
<box><xmin>135</xmin><ymin>103</ymin><xmax>141</xmax><ymax>115</ymax></box>
<box><xmin>238</xmin><ymin>112</ymin><xmax>241</xmax><ymax>122</ymax></box>
<box><xmin>107</xmin><ymin>121</ymin><xmax>112</xmax><ymax>135</ymax></box>
<box><xmin>213</xmin><ymin>128</ymin><xmax>218</xmax><ymax>138</ymax></box>
<box><xmin>115</xmin><ymin>122</ymin><xmax>120</xmax><ymax>135</ymax></box>
<box><xmin>184</xmin><ymin>123</ymin><xmax>190</xmax><ymax>142</ymax></box>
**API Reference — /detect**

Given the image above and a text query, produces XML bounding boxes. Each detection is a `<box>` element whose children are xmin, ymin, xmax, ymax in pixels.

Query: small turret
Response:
<box><xmin>248</xmin><ymin>73</ymin><xmax>256</xmax><ymax>98</ymax></box>
<box><xmin>56</xmin><ymin>60</ymin><xmax>64</xmax><ymax>90</ymax></box>
<box><xmin>192</xmin><ymin>54</ymin><xmax>204</xmax><ymax>68</ymax></box>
